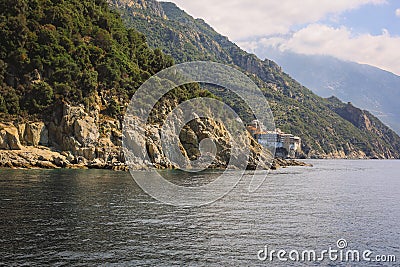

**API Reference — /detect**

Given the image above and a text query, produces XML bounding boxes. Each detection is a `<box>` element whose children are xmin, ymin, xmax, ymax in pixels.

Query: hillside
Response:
<box><xmin>0</xmin><ymin>0</ymin><xmax>168</xmax><ymax>168</ymax></box>
<box><xmin>1</xmin><ymin>0</ymin><xmax>272</xmax><ymax>169</ymax></box>
<box><xmin>1</xmin><ymin>0</ymin><xmax>400</xmax><ymax>167</ymax></box>
<box><xmin>253</xmin><ymin>50</ymin><xmax>400</xmax><ymax>135</ymax></box>
<box><xmin>109</xmin><ymin>0</ymin><xmax>400</xmax><ymax>159</ymax></box>
<box><xmin>0</xmin><ymin>0</ymin><xmax>177</xmax><ymax>118</ymax></box>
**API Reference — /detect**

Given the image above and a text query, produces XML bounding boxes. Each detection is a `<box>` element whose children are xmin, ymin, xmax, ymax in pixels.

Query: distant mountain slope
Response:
<box><xmin>108</xmin><ymin>0</ymin><xmax>400</xmax><ymax>159</ymax></box>
<box><xmin>253</xmin><ymin>50</ymin><xmax>400</xmax><ymax>134</ymax></box>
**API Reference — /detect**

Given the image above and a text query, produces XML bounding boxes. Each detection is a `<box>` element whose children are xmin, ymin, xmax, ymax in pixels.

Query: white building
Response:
<box><xmin>246</xmin><ymin>120</ymin><xmax>301</xmax><ymax>158</ymax></box>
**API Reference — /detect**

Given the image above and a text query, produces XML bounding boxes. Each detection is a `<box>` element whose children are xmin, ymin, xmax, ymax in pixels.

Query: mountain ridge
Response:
<box><xmin>109</xmin><ymin>0</ymin><xmax>400</xmax><ymax>159</ymax></box>
<box><xmin>251</xmin><ymin>49</ymin><xmax>400</xmax><ymax>134</ymax></box>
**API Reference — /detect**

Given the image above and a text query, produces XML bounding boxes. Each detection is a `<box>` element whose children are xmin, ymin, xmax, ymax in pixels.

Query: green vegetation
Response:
<box><xmin>1</xmin><ymin>0</ymin><xmax>399</xmax><ymax>158</ymax></box>
<box><xmin>0</xmin><ymin>0</ymin><xmax>176</xmax><ymax>119</ymax></box>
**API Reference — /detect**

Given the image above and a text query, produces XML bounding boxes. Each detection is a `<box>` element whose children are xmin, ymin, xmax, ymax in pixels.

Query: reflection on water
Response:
<box><xmin>0</xmin><ymin>160</ymin><xmax>399</xmax><ymax>266</ymax></box>
<box><xmin>158</xmin><ymin>169</ymin><xmax>223</xmax><ymax>186</ymax></box>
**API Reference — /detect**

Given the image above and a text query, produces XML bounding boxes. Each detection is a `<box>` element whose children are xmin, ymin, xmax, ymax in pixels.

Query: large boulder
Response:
<box><xmin>0</xmin><ymin>123</ymin><xmax>23</xmax><ymax>150</ymax></box>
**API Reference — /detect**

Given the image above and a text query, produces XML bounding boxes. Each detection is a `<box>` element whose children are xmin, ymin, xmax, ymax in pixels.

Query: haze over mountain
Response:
<box><xmin>251</xmin><ymin>49</ymin><xmax>400</xmax><ymax>134</ymax></box>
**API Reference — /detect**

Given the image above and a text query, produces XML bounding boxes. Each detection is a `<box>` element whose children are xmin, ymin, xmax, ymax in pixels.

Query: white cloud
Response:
<box><xmin>164</xmin><ymin>0</ymin><xmax>399</xmax><ymax>75</ymax></box>
<box><xmin>165</xmin><ymin>0</ymin><xmax>386</xmax><ymax>40</ymax></box>
<box><xmin>251</xmin><ymin>24</ymin><xmax>400</xmax><ymax>75</ymax></box>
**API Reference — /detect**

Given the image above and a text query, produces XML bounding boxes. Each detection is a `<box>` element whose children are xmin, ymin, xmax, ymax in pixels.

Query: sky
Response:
<box><xmin>163</xmin><ymin>0</ymin><xmax>400</xmax><ymax>76</ymax></box>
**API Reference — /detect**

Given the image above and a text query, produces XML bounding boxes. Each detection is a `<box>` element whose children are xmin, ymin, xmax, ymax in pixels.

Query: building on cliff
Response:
<box><xmin>246</xmin><ymin>120</ymin><xmax>301</xmax><ymax>158</ymax></box>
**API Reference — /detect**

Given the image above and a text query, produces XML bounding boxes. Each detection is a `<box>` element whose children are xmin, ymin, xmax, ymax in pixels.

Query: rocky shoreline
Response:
<box><xmin>0</xmin><ymin>101</ymin><xmax>312</xmax><ymax>172</ymax></box>
<box><xmin>0</xmin><ymin>146</ymin><xmax>311</xmax><ymax>171</ymax></box>
<box><xmin>0</xmin><ymin>146</ymin><xmax>127</xmax><ymax>171</ymax></box>
<box><xmin>271</xmin><ymin>158</ymin><xmax>313</xmax><ymax>169</ymax></box>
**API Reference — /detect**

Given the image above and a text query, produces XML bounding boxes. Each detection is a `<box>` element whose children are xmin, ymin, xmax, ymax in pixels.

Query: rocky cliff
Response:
<box><xmin>327</xmin><ymin>97</ymin><xmax>400</xmax><ymax>159</ymax></box>
<box><xmin>0</xmin><ymin>99</ymin><xmax>124</xmax><ymax>169</ymax></box>
<box><xmin>0</xmin><ymin>102</ymin><xmax>275</xmax><ymax>170</ymax></box>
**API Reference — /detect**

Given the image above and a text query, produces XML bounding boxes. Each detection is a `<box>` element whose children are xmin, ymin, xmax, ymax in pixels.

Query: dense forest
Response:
<box><xmin>0</xmin><ymin>0</ymin><xmax>177</xmax><ymax>120</ymax></box>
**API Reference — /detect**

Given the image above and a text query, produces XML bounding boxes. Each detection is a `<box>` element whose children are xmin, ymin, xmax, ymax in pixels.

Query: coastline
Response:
<box><xmin>0</xmin><ymin>147</ymin><xmax>311</xmax><ymax>171</ymax></box>
<box><xmin>0</xmin><ymin>146</ymin><xmax>127</xmax><ymax>171</ymax></box>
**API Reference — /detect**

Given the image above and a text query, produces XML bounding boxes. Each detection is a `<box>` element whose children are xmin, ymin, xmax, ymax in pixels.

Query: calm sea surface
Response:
<box><xmin>0</xmin><ymin>160</ymin><xmax>399</xmax><ymax>266</ymax></box>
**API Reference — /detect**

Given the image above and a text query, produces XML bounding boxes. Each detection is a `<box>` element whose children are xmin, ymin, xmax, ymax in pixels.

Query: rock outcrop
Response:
<box><xmin>0</xmin><ymin>98</ymin><xmax>278</xmax><ymax>170</ymax></box>
<box><xmin>1</xmin><ymin>104</ymin><xmax>313</xmax><ymax>171</ymax></box>
<box><xmin>123</xmin><ymin>112</ymin><xmax>274</xmax><ymax>171</ymax></box>
<box><xmin>47</xmin><ymin>101</ymin><xmax>124</xmax><ymax>168</ymax></box>
<box><xmin>0</xmin><ymin>123</ymin><xmax>23</xmax><ymax>150</ymax></box>
<box><xmin>0</xmin><ymin>100</ymin><xmax>126</xmax><ymax>170</ymax></box>
<box><xmin>23</xmin><ymin>122</ymin><xmax>48</xmax><ymax>146</ymax></box>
